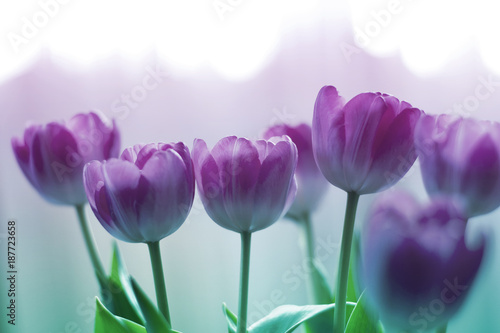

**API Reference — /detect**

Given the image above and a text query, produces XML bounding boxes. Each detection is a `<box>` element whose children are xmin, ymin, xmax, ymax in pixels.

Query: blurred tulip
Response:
<box><xmin>263</xmin><ymin>123</ymin><xmax>328</xmax><ymax>220</ymax></box>
<box><xmin>415</xmin><ymin>114</ymin><xmax>500</xmax><ymax>217</ymax></box>
<box><xmin>362</xmin><ymin>191</ymin><xmax>485</xmax><ymax>331</ymax></box>
<box><xmin>83</xmin><ymin>142</ymin><xmax>195</xmax><ymax>243</ymax></box>
<box><xmin>12</xmin><ymin>112</ymin><xmax>120</xmax><ymax>205</ymax></box>
<box><xmin>192</xmin><ymin>136</ymin><xmax>297</xmax><ymax>233</ymax></box>
<box><xmin>312</xmin><ymin>85</ymin><xmax>422</xmax><ymax>194</ymax></box>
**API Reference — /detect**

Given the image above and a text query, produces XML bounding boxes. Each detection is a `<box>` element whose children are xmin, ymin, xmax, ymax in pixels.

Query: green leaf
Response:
<box><xmin>310</xmin><ymin>259</ymin><xmax>334</xmax><ymax>304</ymax></box>
<box><xmin>248</xmin><ymin>304</ymin><xmax>335</xmax><ymax>333</ymax></box>
<box><xmin>98</xmin><ymin>243</ymin><xmax>144</xmax><ymax>326</ymax></box>
<box><xmin>131</xmin><ymin>279</ymin><xmax>181</xmax><ymax>333</ymax></box>
<box><xmin>94</xmin><ymin>297</ymin><xmax>146</xmax><ymax>333</ymax></box>
<box><xmin>345</xmin><ymin>291</ymin><xmax>382</xmax><ymax>333</ymax></box>
<box><xmin>303</xmin><ymin>302</ymin><xmax>356</xmax><ymax>333</ymax></box>
<box><xmin>222</xmin><ymin>303</ymin><xmax>237</xmax><ymax>333</ymax></box>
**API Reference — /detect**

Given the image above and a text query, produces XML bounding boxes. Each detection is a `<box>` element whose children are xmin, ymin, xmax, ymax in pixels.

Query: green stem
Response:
<box><xmin>148</xmin><ymin>241</ymin><xmax>171</xmax><ymax>324</ymax></box>
<box><xmin>436</xmin><ymin>323</ymin><xmax>448</xmax><ymax>333</ymax></box>
<box><xmin>237</xmin><ymin>232</ymin><xmax>252</xmax><ymax>333</ymax></box>
<box><xmin>333</xmin><ymin>192</ymin><xmax>360</xmax><ymax>333</ymax></box>
<box><xmin>75</xmin><ymin>205</ymin><xmax>106</xmax><ymax>281</ymax></box>
<box><xmin>300</xmin><ymin>213</ymin><xmax>328</xmax><ymax>304</ymax></box>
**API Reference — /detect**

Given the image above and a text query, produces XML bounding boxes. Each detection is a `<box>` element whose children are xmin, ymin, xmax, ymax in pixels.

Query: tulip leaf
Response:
<box><xmin>97</xmin><ymin>243</ymin><xmax>144</xmax><ymax>326</ymax></box>
<box><xmin>303</xmin><ymin>301</ymin><xmax>357</xmax><ymax>333</ymax></box>
<box><xmin>94</xmin><ymin>297</ymin><xmax>147</xmax><ymax>333</ymax></box>
<box><xmin>131</xmin><ymin>278</ymin><xmax>181</xmax><ymax>333</ymax></box>
<box><xmin>345</xmin><ymin>291</ymin><xmax>382</xmax><ymax>333</ymax></box>
<box><xmin>222</xmin><ymin>303</ymin><xmax>237</xmax><ymax>333</ymax></box>
<box><xmin>312</xmin><ymin>259</ymin><xmax>334</xmax><ymax>303</ymax></box>
<box><xmin>248</xmin><ymin>304</ymin><xmax>335</xmax><ymax>333</ymax></box>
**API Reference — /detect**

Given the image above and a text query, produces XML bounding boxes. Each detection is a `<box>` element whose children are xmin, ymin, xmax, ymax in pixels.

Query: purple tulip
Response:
<box><xmin>415</xmin><ymin>114</ymin><xmax>500</xmax><ymax>217</ymax></box>
<box><xmin>362</xmin><ymin>191</ymin><xmax>485</xmax><ymax>331</ymax></box>
<box><xmin>12</xmin><ymin>112</ymin><xmax>120</xmax><ymax>205</ymax></box>
<box><xmin>312</xmin><ymin>86</ymin><xmax>422</xmax><ymax>194</ymax></box>
<box><xmin>83</xmin><ymin>142</ymin><xmax>195</xmax><ymax>243</ymax></box>
<box><xmin>192</xmin><ymin>136</ymin><xmax>298</xmax><ymax>233</ymax></box>
<box><xmin>263</xmin><ymin>123</ymin><xmax>328</xmax><ymax>220</ymax></box>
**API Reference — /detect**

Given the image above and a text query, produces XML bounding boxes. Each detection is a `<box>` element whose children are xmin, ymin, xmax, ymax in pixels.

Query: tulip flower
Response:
<box><xmin>12</xmin><ymin>112</ymin><xmax>120</xmax><ymax>283</ymax></box>
<box><xmin>192</xmin><ymin>136</ymin><xmax>297</xmax><ymax>333</ymax></box>
<box><xmin>84</xmin><ymin>142</ymin><xmax>195</xmax><ymax>324</ymax></box>
<box><xmin>84</xmin><ymin>142</ymin><xmax>195</xmax><ymax>243</ymax></box>
<box><xmin>312</xmin><ymin>85</ymin><xmax>422</xmax><ymax>195</ymax></box>
<box><xmin>362</xmin><ymin>191</ymin><xmax>485</xmax><ymax>331</ymax></box>
<box><xmin>415</xmin><ymin>114</ymin><xmax>500</xmax><ymax>217</ymax></box>
<box><xmin>12</xmin><ymin>112</ymin><xmax>120</xmax><ymax>205</ymax></box>
<box><xmin>263</xmin><ymin>123</ymin><xmax>330</xmax><ymax>305</ymax></box>
<box><xmin>192</xmin><ymin>136</ymin><xmax>297</xmax><ymax>234</ymax></box>
<box><xmin>312</xmin><ymin>85</ymin><xmax>422</xmax><ymax>332</ymax></box>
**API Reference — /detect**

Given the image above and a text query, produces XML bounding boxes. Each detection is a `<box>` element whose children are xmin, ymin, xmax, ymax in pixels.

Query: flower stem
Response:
<box><xmin>300</xmin><ymin>213</ymin><xmax>329</xmax><ymax>304</ymax></box>
<box><xmin>147</xmin><ymin>241</ymin><xmax>171</xmax><ymax>324</ymax></box>
<box><xmin>75</xmin><ymin>205</ymin><xmax>106</xmax><ymax>281</ymax></box>
<box><xmin>333</xmin><ymin>192</ymin><xmax>360</xmax><ymax>333</ymax></box>
<box><xmin>237</xmin><ymin>232</ymin><xmax>252</xmax><ymax>333</ymax></box>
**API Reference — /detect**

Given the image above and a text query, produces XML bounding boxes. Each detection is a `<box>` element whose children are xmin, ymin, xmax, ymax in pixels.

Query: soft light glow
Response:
<box><xmin>348</xmin><ymin>0</ymin><xmax>496</xmax><ymax>76</ymax></box>
<box><xmin>0</xmin><ymin>1</ymin><xmax>42</xmax><ymax>83</ymax></box>
<box><xmin>207</xmin><ymin>1</ymin><xmax>281</xmax><ymax>81</ymax></box>
<box><xmin>477</xmin><ymin>0</ymin><xmax>500</xmax><ymax>75</ymax></box>
<box><xmin>3</xmin><ymin>0</ymin><xmax>499</xmax><ymax>82</ymax></box>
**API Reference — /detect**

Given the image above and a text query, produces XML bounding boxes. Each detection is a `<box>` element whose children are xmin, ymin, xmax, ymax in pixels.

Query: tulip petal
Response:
<box><xmin>219</xmin><ymin>138</ymin><xmax>261</xmax><ymax>231</ymax></box>
<box><xmin>192</xmin><ymin>139</ymin><xmax>234</xmax><ymax>231</ymax></box>
<box><xmin>134</xmin><ymin>143</ymin><xmax>161</xmax><ymax>169</ymax></box>
<box><xmin>121</xmin><ymin>144</ymin><xmax>146</xmax><ymax>164</ymax></box>
<box><xmin>312</xmin><ymin>86</ymin><xmax>348</xmax><ymax>191</ymax></box>
<box><xmin>343</xmin><ymin>93</ymin><xmax>386</xmax><ymax>191</ymax></box>
<box><xmin>66</xmin><ymin>112</ymin><xmax>120</xmax><ymax>159</ymax></box>
<box><xmin>102</xmin><ymin>159</ymin><xmax>147</xmax><ymax>242</ymax></box>
<box><xmin>139</xmin><ymin>150</ymin><xmax>192</xmax><ymax>241</ymax></box>
<box><xmin>360</xmin><ymin>107</ymin><xmax>421</xmax><ymax>194</ymax></box>
<box><xmin>252</xmin><ymin>140</ymin><xmax>297</xmax><ymax>232</ymax></box>
<box><xmin>461</xmin><ymin>135</ymin><xmax>500</xmax><ymax>215</ymax></box>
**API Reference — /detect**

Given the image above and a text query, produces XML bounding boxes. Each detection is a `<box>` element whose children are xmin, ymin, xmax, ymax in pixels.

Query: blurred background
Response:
<box><xmin>1</xmin><ymin>0</ymin><xmax>500</xmax><ymax>332</ymax></box>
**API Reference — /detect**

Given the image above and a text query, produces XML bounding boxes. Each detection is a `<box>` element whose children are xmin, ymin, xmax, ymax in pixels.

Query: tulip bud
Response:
<box><xmin>12</xmin><ymin>112</ymin><xmax>120</xmax><ymax>205</ymax></box>
<box><xmin>362</xmin><ymin>191</ymin><xmax>485</xmax><ymax>331</ymax></box>
<box><xmin>415</xmin><ymin>114</ymin><xmax>500</xmax><ymax>217</ymax></box>
<box><xmin>312</xmin><ymin>86</ymin><xmax>422</xmax><ymax>194</ymax></box>
<box><xmin>192</xmin><ymin>136</ymin><xmax>297</xmax><ymax>233</ymax></box>
<box><xmin>83</xmin><ymin>142</ymin><xmax>195</xmax><ymax>243</ymax></box>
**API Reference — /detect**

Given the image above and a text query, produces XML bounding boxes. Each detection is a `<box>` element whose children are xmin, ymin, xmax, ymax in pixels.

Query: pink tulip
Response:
<box><xmin>83</xmin><ymin>142</ymin><xmax>195</xmax><ymax>243</ymax></box>
<box><xmin>312</xmin><ymin>86</ymin><xmax>422</xmax><ymax>194</ymax></box>
<box><xmin>415</xmin><ymin>114</ymin><xmax>500</xmax><ymax>217</ymax></box>
<box><xmin>12</xmin><ymin>112</ymin><xmax>120</xmax><ymax>205</ymax></box>
<box><xmin>263</xmin><ymin>123</ymin><xmax>328</xmax><ymax>220</ymax></box>
<box><xmin>192</xmin><ymin>136</ymin><xmax>297</xmax><ymax>233</ymax></box>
